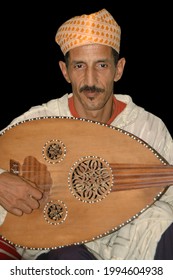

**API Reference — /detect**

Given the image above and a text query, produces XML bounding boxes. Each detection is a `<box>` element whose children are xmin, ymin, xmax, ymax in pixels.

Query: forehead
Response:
<box><xmin>69</xmin><ymin>44</ymin><xmax>113</xmax><ymax>59</ymax></box>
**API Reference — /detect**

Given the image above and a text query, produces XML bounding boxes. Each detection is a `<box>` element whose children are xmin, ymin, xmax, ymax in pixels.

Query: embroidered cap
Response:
<box><xmin>55</xmin><ymin>9</ymin><xmax>121</xmax><ymax>55</ymax></box>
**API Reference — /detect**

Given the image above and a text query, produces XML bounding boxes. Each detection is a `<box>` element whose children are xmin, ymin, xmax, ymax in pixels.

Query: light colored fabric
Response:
<box><xmin>55</xmin><ymin>9</ymin><xmax>121</xmax><ymax>55</ymax></box>
<box><xmin>0</xmin><ymin>93</ymin><xmax>173</xmax><ymax>260</ymax></box>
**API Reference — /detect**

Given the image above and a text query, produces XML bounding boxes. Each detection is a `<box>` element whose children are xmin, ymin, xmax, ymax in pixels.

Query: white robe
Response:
<box><xmin>0</xmin><ymin>93</ymin><xmax>173</xmax><ymax>259</ymax></box>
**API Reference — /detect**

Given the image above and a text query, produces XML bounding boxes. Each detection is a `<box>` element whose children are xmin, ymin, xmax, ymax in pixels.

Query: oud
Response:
<box><xmin>0</xmin><ymin>117</ymin><xmax>172</xmax><ymax>249</ymax></box>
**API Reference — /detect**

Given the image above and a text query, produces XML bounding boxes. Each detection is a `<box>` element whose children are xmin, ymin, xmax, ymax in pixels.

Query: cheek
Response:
<box><xmin>70</xmin><ymin>72</ymin><xmax>84</xmax><ymax>86</ymax></box>
<box><xmin>100</xmin><ymin>73</ymin><xmax>114</xmax><ymax>85</ymax></box>
<box><xmin>104</xmin><ymin>78</ymin><xmax>115</xmax><ymax>92</ymax></box>
<box><xmin>70</xmin><ymin>80</ymin><xmax>80</xmax><ymax>92</ymax></box>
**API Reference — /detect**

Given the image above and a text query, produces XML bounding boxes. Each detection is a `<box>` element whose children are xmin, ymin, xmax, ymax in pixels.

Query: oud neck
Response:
<box><xmin>110</xmin><ymin>163</ymin><xmax>173</xmax><ymax>191</ymax></box>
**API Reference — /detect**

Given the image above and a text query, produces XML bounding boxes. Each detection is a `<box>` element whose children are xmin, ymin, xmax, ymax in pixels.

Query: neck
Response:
<box><xmin>73</xmin><ymin>96</ymin><xmax>114</xmax><ymax>124</ymax></box>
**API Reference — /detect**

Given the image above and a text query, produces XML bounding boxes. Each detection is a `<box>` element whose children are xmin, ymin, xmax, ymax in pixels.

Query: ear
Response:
<box><xmin>59</xmin><ymin>61</ymin><xmax>71</xmax><ymax>83</ymax></box>
<box><xmin>114</xmin><ymin>57</ymin><xmax>126</xmax><ymax>82</ymax></box>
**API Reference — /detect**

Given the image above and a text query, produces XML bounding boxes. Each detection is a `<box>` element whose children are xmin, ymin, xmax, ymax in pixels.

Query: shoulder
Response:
<box><xmin>114</xmin><ymin>94</ymin><xmax>168</xmax><ymax>133</ymax></box>
<box><xmin>113</xmin><ymin>94</ymin><xmax>173</xmax><ymax>161</ymax></box>
<box><xmin>5</xmin><ymin>94</ymin><xmax>72</xmax><ymax>128</ymax></box>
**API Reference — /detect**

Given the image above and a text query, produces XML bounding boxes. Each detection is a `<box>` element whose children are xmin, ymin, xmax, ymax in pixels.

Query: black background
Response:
<box><xmin>1</xmin><ymin>2</ymin><xmax>172</xmax><ymax>136</ymax></box>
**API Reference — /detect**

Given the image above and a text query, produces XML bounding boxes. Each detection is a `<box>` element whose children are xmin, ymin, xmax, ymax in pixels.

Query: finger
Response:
<box><xmin>14</xmin><ymin>200</ymin><xmax>34</xmax><ymax>215</ymax></box>
<box><xmin>11</xmin><ymin>208</ymin><xmax>23</xmax><ymax>216</ymax></box>
<box><xmin>21</xmin><ymin>177</ymin><xmax>43</xmax><ymax>200</ymax></box>
<box><xmin>27</xmin><ymin>194</ymin><xmax>40</xmax><ymax>210</ymax></box>
<box><xmin>30</xmin><ymin>188</ymin><xmax>43</xmax><ymax>200</ymax></box>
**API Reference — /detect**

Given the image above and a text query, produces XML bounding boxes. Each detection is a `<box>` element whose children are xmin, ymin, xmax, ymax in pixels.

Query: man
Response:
<box><xmin>0</xmin><ymin>8</ymin><xmax>173</xmax><ymax>260</ymax></box>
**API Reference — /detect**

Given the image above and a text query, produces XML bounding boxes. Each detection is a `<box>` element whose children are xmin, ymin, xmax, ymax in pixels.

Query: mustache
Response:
<box><xmin>79</xmin><ymin>85</ymin><xmax>104</xmax><ymax>93</ymax></box>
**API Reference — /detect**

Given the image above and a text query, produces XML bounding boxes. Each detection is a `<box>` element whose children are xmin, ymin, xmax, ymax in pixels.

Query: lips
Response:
<box><xmin>84</xmin><ymin>91</ymin><xmax>98</xmax><ymax>100</ymax></box>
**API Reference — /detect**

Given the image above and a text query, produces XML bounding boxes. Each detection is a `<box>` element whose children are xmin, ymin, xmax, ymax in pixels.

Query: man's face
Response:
<box><xmin>67</xmin><ymin>44</ymin><xmax>117</xmax><ymax>112</ymax></box>
<box><xmin>59</xmin><ymin>44</ymin><xmax>125</xmax><ymax>120</ymax></box>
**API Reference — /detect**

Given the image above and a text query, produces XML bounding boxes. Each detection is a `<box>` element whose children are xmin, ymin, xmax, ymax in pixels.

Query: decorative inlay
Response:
<box><xmin>42</xmin><ymin>139</ymin><xmax>66</xmax><ymax>164</ymax></box>
<box><xmin>43</xmin><ymin>200</ymin><xmax>68</xmax><ymax>225</ymax></box>
<box><xmin>68</xmin><ymin>156</ymin><xmax>113</xmax><ymax>203</ymax></box>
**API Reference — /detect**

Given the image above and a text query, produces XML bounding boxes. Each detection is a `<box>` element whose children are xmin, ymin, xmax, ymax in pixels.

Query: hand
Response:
<box><xmin>0</xmin><ymin>172</ymin><xmax>43</xmax><ymax>216</ymax></box>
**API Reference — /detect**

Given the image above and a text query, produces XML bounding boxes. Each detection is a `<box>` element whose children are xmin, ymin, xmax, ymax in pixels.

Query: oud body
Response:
<box><xmin>0</xmin><ymin>117</ymin><xmax>172</xmax><ymax>249</ymax></box>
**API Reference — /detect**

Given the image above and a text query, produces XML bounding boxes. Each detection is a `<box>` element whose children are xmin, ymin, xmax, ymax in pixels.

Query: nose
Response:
<box><xmin>85</xmin><ymin>67</ymin><xmax>97</xmax><ymax>86</ymax></box>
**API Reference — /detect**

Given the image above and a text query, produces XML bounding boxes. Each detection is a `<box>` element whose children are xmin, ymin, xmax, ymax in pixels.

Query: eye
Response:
<box><xmin>74</xmin><ymin>63</ymin><xmax>84</xmax><ymax>69</ymax></box>
<box><xmin>98</xmin><ymin>63</ymin><xmax>108</xmax><ymax>68</ymax></box>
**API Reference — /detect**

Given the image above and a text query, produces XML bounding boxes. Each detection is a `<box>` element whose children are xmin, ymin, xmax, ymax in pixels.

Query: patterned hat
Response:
<box><xmin>55</xmin><ymin>9</ymin><xmax>121</xmax><ymax>55</ymax></box>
